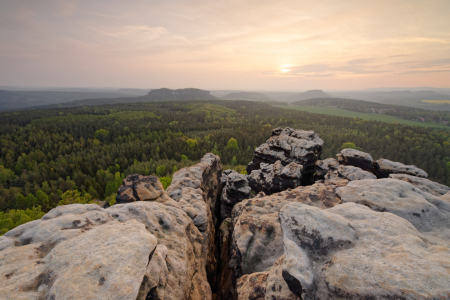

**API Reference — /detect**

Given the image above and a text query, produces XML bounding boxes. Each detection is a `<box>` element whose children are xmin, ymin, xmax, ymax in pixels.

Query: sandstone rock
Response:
<box><xmin>336</xmin><ymin>178</ymin><xmax>450</xmax><ymax>233</ymax></box>
<box><xmin>248</xmin><ymin>160</ymin><xmax>302</xmax><ymax>195</ymax></box>
<box><xmin>323</xmin><ymin>165</ymin><xmax>375</xmax><ymax>183</ymax></box>
<box><xmin>116</xmin><ymin>174</ymin><xmax>171</xmax><ymax>204</ymax></box>
<box><xmin>440</xmin><ymin>191</ymin><xmax>450</xmax><ymax>202</ymax></box>
<box><xmin>247</xmin><ymin>127</ymin><xmax>323</xmax><ymax>181</ymax></box>
<box><xmin>0</xmin><ymin>200</ymin><xmax>211</xmax><ymax>300</ymax></box>
<box><xmin>315</xmin><ymin>158</ymin><xmax>339</xmax><ymax>178</ymax></box>
<box><xmin>212</xmin><ymin>218</ymin><xmax>237</xmax><ymax>300</ymax></box>
<box><xmin>166</xmin><ymin>153</ymin><xmax>222</xmax><ymax>291</ymax></box>
<box><xmin>236</xmin><ymin>256</ymin><xmax>300</xmax><ymax>300</ymax></box>
<box><xmin>279</xmin><ymin>202</ymin><xmax>450</xmax><ymax>299</ymax></box>
<box><xmin>337</xmin><ymin>148</ymin><xmax>373</xmax><ymax>171</ymax></box>
<box><xmin>374</xmin><ymin>158</ymin><xmax>428</xmax><ymax>178</ymax></box>
<box><xmin>389</xmin><ymin>173</ymin><xmax>450</xmax><ymax>196</ymax></box>
<box><xmin>220</xmin><ymin>170</ymin><xmax>252</xmax><ymax>220</ymax></box>
<box><xmin>230</xmin><ymin>183</ymin><xmax>341</xmax><ymax>277</ymax></box>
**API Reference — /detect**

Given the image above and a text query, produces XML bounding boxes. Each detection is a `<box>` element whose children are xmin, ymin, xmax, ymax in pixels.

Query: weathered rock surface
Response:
<box><xmin>337</xmin><ymin>148</ymin><xmax>373</xmax><ymax>171</ymax></box>
<box><xmin>315</xmin><ymin>158</ymin><xmax>339</xmax><ymax>178</ymax></box>
<box><xmin>230</xmin><ymin>183</ymin><xmax>341</xmax><ymax>277</ymax></box>
<box><xmin>0</xmin><ymin>201</ymin><xmax>211</xmax><ymax>300</ymax></box>
<box><xmin>212</xmin><ymin>218</ymin><xmax>237</xmax><ymax>300</ymax></box>
<box><xmin>323</xmin><ymin>165</ymin><xmax>376</xmax><ymax>183</ymax></box>
<box><xmin>236</xmin><ymin>256</ymin><xmax>300</xmax><ymax>300</ymax></box>
<box><xmin>389</xmin><ymin>173</ymin><xmax>450</xmax><ymax>196</ymax></box>
<box><xmin>247</xmin><ymin>127</ymin><xmax>323</xmax><ymax>180</ymax></box>
<box><xmin>166</xmin><ymin>153</ymin><xmax>222</xmax><ymax>288</ymax></box>
<box><xmin>220</xmin><ymin>170</ymin><xmax>252</xmax><ymax>220</ymax></box>
<box><xmin>280</xmin><ymin>202</ymin><xmax>450</xmax><ymax>299</ymax></box>
<box><xmin>374</xmin><ymin>158</ymin><xmax>428</xmax><ymax>178</ymax></box>
<box><xmin>116</xmin><ymin>174</ymin><xmax>171</xmax><ymax>204</ymax></box>
<box><xmin>337</xmin><ymin>178</ymin><xmax>450</xmax><ymax>233</ymax></box>
<box><xmin>248</xmin><ymin>160</ymin><xmax>303</xmax><ymax>195</ymax></box>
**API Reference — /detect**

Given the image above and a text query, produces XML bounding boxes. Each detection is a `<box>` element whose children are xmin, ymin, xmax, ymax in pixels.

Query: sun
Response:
<box><xmin>280</xmin><ymin>68</ymin><xmax>291</xmax><ymax>73</ymax></box>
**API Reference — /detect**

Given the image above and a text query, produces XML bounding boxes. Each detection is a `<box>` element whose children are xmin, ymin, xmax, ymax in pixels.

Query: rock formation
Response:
<box><xmin>145</xmin><ymin>88</ymin><xmax>219</xmax><ymax>101</ymax></box>
<box><xmin>247</xmin><ymin>127</ymin><xmax>323</xmax><ymax>184</ymax></box>
<box><xmin>1</xmin><ymin>128</ymin><xmax>450</xmax><ymax>300</ymax></box>
<box><xmin>374</xmin><ymin>158</ymin><xmax>428</xmax><ymax>178</ymax></box>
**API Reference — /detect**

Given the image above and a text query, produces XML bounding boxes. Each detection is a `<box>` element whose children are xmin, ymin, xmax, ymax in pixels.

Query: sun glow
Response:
<box><xmin>280</xmin><ymin>68</ymin><xmax>291</xmax><ymax>73</ymax></box>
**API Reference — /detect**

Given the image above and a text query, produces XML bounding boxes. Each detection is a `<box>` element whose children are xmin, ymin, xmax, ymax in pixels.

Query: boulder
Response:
<box><xmin>374</xmin><ymin>158</ymin><xmax>428</xmax><ymax>178</ymax></box>
<box><xmin>336</xmin><ymin>178</ymin><xmax>450</xmax><ymax>233</ymax></box>
<box><xmin>279</xmin><ymin>202</ymin><xmax>450</xmax><ymax>299</ymax></box>
<box><xmin>230</xmin><ymin>183</ymin><xmax>341</xmax><ymax>277</ymax></box>
<box><xmin>322</xmin><ymin>165</ymin><xmax>375</xmax><ymax>184</ymax></box>
<box><xmin>389</xmin><ymin>173</ymin><xmax>449</xmax><ymax>196</ymax></box>
<box><xmin>220</xmin><ymin>170</ymin><xmax>252</xmax><ymax>220</ymax></box>
<box><xmin>248</xmin><ymin>160</ymin><xmax>302</xmax><ymax>195</ymax></box>
<box><xmin>0</xmin><ymin>201</ymin><xmax>211</xmax><ymax>300</ymax></box>
<box><xmin>116</xmin><ymin>174</ymin><xmax>171</xmax><ymax>204</ymax></box>
<box><xmin>337</xmin><ymin>148</ymin><xmax>373</xmax><ymax>171</ymax></box>
<box><xmin>247</xmin><ymin>127</ymin><xmax>323</xmax><ymax>180</ymax></box>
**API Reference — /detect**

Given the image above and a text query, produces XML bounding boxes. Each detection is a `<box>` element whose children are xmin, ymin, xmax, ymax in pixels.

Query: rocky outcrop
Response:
<box><xmin>0</xmin><ymin>201</ymin><xmax>210</xmax><ymax>300</ymax></box>
<box><xmin>337</xmin><ymin>148</ymin><xmax>373</xmax><ymax>171</ymax></box>
<box><xmin>220</xmin><ymin>170</ymin><xmax>252</xmax><ymax>220</ymax></box>
<box><xmin>323</xmin><ymin>165</ymin><xmax>376</xmax><ymax>182</ymax></box>
<box><xmin>247</xmin><ymin>127</ymin><xmax>323</xmax><ymax>182</ymax></box>
<box><xmin>374</xmin><ymin>158</ymin><xmax>428</xmax><ymax>178</ymax></box>
<box><xmin>316</xmin><ymin>157</ymin><xmax>375</xmax><ymax>183</ymax></box>
<box><xmin>389</xmin><ymin>173</ymin><xmax>449</xmax><ymax>196</ymax></box>
<box><xmin>337</xmin><ymin>178</ymin><xmax>450</xmax><ymax>233</ymax></box>
<box><xmin>230</xmin><ymin>183</ymin><xmax>342</xmax><ymax>277</ymax></box>
<box><xmin>3</xmin><ymin>128</ymin><xmax>450</xmax><ymax>300</ymax></box>
<box><xmin>247</xmin><ymin>160</ymin><xmax>303</xmax><ymax>194</ymax></box>
<box><xmin>279</xmin><ymin>202</ymin><xmax>450</xmax><ymax>299</ymax></box>
<box><xmin>166</xmin><ymin>153</ymin><xmax>222</xmax><ymax>289</ymax></box>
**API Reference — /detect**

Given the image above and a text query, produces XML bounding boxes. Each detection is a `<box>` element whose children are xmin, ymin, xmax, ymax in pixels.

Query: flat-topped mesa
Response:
<box><xmin>145</xmin><ymin>88</ymin><xmax>219</xmax><ymax>101</ymax></box>
<box><xmin>247</xmin><ymin>127</ymin><xmax>323</xmax><ymax>186</ymax></box>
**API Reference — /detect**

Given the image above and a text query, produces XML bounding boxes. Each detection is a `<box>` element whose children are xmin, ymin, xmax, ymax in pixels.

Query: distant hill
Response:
<box><xmin>220</xmin><ymin>92</ymin><xmax>275</xmax><ymax>101</ymax></box>
<box><xmin>144</xmin><ymin>88</ymin><xmax>219</xmax><ymax>101</ymax></box>
<box><xmin>289</xmin><ymin>90</ymin><xmax>331</xmax><ymax>102</ymax></box>
<box><xmin>0</xmin><ymin>90</ymin><xmax>136</xmax><ymax>111</ymax></box>
<box><xmin>23</xmin><ymin>88</ymin><xmax>219</xmax><ymax>111</ymax></box>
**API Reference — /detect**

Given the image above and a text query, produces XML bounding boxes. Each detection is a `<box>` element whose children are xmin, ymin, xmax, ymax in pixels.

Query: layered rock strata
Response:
<box><xmin>247</xmin><ymin>127</ymin><xmax>323</xmax><ymax>184</ymax></box>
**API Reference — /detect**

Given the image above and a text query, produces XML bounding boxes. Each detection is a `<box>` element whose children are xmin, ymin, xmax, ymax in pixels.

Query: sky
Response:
<box><xmin>0</xmin><ymin>0</ymin><xmax>449</xmax><ymax>90</ymax></box>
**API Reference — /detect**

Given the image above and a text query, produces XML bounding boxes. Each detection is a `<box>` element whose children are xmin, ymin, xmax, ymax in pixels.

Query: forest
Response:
<box><xmin>1</xmin><ymin>99</ymin><xmax>450</xmax><ymax>234</ymax></box>
<box><xmin>292</xmin><ymin>98</ymin><xmax>450</xmax><ymax>124</ymax></box>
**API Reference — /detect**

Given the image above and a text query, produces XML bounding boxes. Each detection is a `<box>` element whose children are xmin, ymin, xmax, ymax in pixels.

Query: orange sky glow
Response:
<box><xmin>1</xmin><ymin>0</ymin><xmax>449</xmax><ymax>90</ymax></box>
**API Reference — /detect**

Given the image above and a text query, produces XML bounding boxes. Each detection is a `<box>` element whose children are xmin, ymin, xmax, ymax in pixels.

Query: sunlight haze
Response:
<box><xmin>1</xmin><ymin>0</ymin><xmax>449</xmax><ymax>89</ymax></box>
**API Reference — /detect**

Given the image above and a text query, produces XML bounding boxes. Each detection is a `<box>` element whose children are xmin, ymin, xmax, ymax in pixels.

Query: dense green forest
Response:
<box><xmin>1</xmin><ymin>99</ymin><xmax>450</xmax><ymax>233</ymax></box>
<box><xmin>292</xmin><ymin>98</ymin><xmax>450</xmax><ymax>124</ymax></box>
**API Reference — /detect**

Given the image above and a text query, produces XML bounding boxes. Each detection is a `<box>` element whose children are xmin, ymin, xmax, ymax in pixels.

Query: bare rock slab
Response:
<box><xmin>337</xmin><ymin>148</ymin><xmax>374</xmax><ymax>171</ymax></box>
<box><xmin>280</xmin><ymin>202</ymin><xmax>450</xmax><ymax>299</ymax></box>
<box><xmin>389</xmin><ymin>173</ymin><xmax>449</xmax><ymax>196</ymax></box>
<box><xmin>230</xmin><ymin>183</ymin><xmax>341</xmax><ymax>277</ymax></box>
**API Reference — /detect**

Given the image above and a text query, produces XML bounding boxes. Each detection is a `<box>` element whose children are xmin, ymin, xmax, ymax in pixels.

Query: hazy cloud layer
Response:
<box><xmin>0</xmin><ymin>0</ymin><xmax>449</xmax><ymax>89</ymax></box>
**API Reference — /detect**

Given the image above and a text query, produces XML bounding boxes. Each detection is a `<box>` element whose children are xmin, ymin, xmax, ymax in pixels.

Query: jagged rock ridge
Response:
<box><xmin>1</xmin><ymin>128</ymin><xmax>450</xmax><ymax>300</ymax></box>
